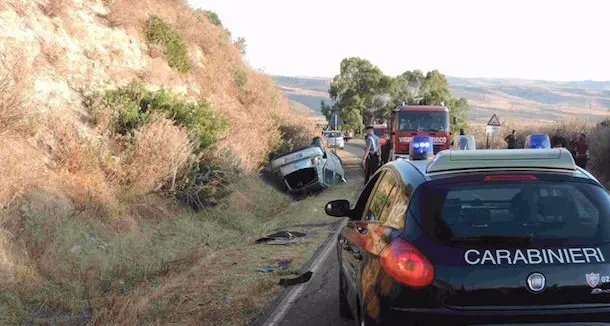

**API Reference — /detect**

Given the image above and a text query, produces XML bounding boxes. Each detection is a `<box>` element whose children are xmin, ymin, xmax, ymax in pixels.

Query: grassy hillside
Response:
<box><xmin>274</xmin><ymin>75</ymin><xmax>610</xmax><ymax>123</ymax></box>
<box><xmin>0</xmin><ymin>0</ymin><xmax>318</xmax><ymax>323</ymax></box>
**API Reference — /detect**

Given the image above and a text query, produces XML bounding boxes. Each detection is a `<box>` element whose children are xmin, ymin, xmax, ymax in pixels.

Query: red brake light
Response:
<box><xmin>379</xmin><ymin>238</ymin><xmax>434</xmax><ymax>288</ymax></box>
<box><xmin>484</xmin><ymin>175</ymin><xmax>538</xmax><ymax>182</ymax></box>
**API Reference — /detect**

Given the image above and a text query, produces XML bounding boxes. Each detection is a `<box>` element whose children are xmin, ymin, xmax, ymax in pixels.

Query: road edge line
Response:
<box><xmin>261</xmin><ymin>218</ymin><xmax>347</xmax><ymax>326</ymax></box>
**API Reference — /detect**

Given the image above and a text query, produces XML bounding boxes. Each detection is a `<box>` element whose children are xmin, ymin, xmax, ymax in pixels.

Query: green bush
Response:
<box><xmin>175</xmin><ymin>149</ymin><xmax>242</xmax><ymax>210</ymax></box>
<box><xmin>144</xmin><ymin>15</ymin><xmax>192</xmax><ymax>73</ymax></box>
<box><xmin>204</xmin><ymin>10</ymin><xmax>222</xmax><ymax>26</ymax></box>
<box><xmin>88</xmin><ymin>81</ymin><xmax>227</xmax><ymax>150</ymax></box>
<box><xmin>232</xmin><ymin>69</ymin><xmax>248</xmax><ymax>88</ymax></box>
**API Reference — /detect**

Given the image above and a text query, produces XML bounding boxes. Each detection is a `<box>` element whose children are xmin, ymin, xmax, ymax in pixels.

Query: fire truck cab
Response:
<box><xmin>388</xmin><ymin>105</ymin><xmax>451</xmax><ymax>160</ymax></box>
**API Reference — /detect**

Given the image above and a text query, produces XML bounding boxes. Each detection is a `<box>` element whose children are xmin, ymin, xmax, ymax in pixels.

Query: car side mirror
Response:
<box><xmin>325</xmin><ymin>199</ymin><xmax>350</xmax><ymax>217</ymax></box>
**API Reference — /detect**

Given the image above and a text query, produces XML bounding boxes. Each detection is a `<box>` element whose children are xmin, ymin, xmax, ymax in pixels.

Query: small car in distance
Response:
<box><xmin>325</xmin><ymin>146</ymin><xmax>610</xmax><ymax>325</ymax></box>
<box><xmin>324</xmin><ymin>130</ymin><xmax>345</xmax><ymax>149</ymax></box>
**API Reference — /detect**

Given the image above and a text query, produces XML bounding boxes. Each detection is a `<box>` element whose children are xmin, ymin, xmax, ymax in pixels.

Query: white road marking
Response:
<box><xmin>261</xmin><ymin>219</ymin><xmax>347</xmax><ymax>326</ymax></box>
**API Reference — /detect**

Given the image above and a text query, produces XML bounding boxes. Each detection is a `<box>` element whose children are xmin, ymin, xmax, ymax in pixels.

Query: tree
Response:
<box><xmin>327</xmin><ymin>58</ymin><xmax>471</xmax><ymax>133</ymax></box>
<box><xmin>327</xmin><ymin>57</ymin><xmax>389</xmax><ymax>130</ymax></box>
<box><xmin>234</xmin><ymin>37</ymin><xmax>247</xmax><ymax>56</ymax></box>
<box><xmin>320</xmin><ymin>100</ymin><xmax>333</xmax><ymax>119</ymax></box>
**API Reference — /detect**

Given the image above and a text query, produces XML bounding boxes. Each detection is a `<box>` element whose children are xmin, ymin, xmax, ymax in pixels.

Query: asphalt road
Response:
<box><xmin>276</xmin><ymin>239</ymin><xmax>351</xmax><ymax>326</ymax></box>
<box><xmin>275</xmin><ymin>142</ymin><xmax>364</xmax><ymax>326</ymax></box>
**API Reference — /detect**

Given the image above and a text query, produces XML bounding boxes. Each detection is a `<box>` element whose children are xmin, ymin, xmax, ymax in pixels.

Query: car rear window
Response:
<box><xmin>325</xmin><ymin>132</ymin><xmax>342</xmax><ymax>138</ymax></box>
<box><xmin>411</xmin><ymin>179</ymin><xmax>610</xmax><ymax>245</ymax></box>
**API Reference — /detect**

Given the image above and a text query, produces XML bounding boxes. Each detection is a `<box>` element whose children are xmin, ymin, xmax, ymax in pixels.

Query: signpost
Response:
<box><xmin>485</xmin><ymin>114</ymin><xmax>502</xmax><ymax>149</ymax></box>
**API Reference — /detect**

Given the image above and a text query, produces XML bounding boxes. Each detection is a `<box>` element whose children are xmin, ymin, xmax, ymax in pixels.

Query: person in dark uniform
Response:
<box><xmin>380</xmin><ymin>133</ymin><xmax>394</xmax><ymax>165</ymax></box>
<box><xmin>504</xmin><ymin>129</ymin><xmax>517</xmax><ymax>149</ymax></box>
<box><xmin>573</xmin><ymin>133</ymin><xmax>589</xmax><ymax>169</ymax></box>
<box><xmin>363</xmin><ymin>126</ymin><xmax>381</xmax><ymax>184</ymax></box>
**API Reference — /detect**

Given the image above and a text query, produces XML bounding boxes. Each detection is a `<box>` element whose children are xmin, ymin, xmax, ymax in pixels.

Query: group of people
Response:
<box><xmin>362</xmin><ymin>126</ymin><xmax>394</xmax><ymax>184</ymax></box>
<box><xmin>504</xmin><ymin>129</ymin><xmax>589</xmax><ymax>169</ymax></box>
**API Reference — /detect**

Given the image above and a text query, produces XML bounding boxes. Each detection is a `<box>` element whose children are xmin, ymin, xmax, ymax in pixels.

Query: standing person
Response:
<box><xmin>380</xmin><ymin>133</ymin><xmax>394</xmax><ymax>165</ymax></box>
<box><xmin>504</xmin><ymin>130</ymin><xmax>517</xmax><ymax>149</ymax></box>
<box><xmin>551</xmin><ymin>129</ymin><xmax>565</xmax><ymax>148</ymax></box>
<box><xmin>363</xmin><ymin>126</ymin><xmax>381</xmax><ymax>184</ymax></box>
<box><xmin>573</xmin><ymin>133</ymin><xmax>589</xmax><ymax>169</ymax></box>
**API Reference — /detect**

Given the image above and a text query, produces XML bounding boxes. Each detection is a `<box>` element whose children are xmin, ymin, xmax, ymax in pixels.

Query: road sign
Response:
<box><xmin>328</xmin><ymin>114</ymin><xmax>343</xmax><ymax>126</ymax></box>
<box><xmin>487</xmin><ymin>114</ymin><xmax>502</xmax><ymax>127</ymax></box>
<box><xmin>486</xmin><ymin>125</ymin><xmax>502</xmax><ymax>136</ymax></box>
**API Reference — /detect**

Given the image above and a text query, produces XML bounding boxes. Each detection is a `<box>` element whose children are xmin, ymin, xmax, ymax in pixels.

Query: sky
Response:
<box><xmin>187</xmin><ymin>0</ymin><xmax>610</xmax><ymax>81</ymax></box>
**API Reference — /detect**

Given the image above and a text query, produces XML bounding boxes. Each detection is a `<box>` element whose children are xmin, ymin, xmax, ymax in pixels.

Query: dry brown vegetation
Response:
<box><xmin>468</xmin><ymin>116</ymin><xmax>610</xmax><ymax>187</ymax></box>
<box><xmin>0</xmin><ymin>0</ymin><xmax>318</xmax><ymax>324</ymax></box>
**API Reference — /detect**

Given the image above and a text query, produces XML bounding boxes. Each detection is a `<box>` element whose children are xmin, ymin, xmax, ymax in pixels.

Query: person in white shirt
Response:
<box><xmin>363</xmin><ymin>126</ymin><xmax>381</xmax><ymax>184</ymax></box>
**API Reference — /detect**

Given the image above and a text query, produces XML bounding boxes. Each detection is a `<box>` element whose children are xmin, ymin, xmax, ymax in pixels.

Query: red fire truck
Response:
<box><xmin>387</xmin><ymin>105</ymin><xmax>452</xmax><ymax>159</ymax></box>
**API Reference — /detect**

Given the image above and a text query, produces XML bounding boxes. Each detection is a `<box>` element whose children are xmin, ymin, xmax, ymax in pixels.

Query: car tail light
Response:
<box><xmin>311</xmin><ymin>156</ymin><xmax>321</xmax><ymax>165</ymax></box>
<box><xmin>379</xmin><ymin>238</ymin><xmax>434</xmax><ymax>288</ymax></box>
<box><xmin>484</xmin><ymin>175</ymin><xmax>538</xmax><ymax>182</ymax></box>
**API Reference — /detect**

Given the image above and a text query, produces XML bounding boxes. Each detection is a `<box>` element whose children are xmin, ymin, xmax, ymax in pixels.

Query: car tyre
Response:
<box><xmin>339</xmin><ymin>269</ymin><xmax>354</xmax><ymax>320</ymax></box>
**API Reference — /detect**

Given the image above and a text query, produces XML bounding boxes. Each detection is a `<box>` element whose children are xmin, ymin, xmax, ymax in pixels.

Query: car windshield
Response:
<box><xmin>411</xmin><ymin>179</ymin><xmax>610</xmax><ymax>246</ymax></box>
<box><xmin>398</xmin><ymin>111</ymin><xmax>449</xmax><ymax>132</ymax></box>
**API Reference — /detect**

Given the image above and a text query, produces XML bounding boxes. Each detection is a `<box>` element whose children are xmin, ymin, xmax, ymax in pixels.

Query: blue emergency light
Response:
<box><xmin>409</xmin><ymin>136</ymin><xmax>434</xmax><ymax>160</ymax></box>
<box><xmin>524</xmin><ymin>134</ymin><xmax>550</xmax><ymax>149</ymax></box>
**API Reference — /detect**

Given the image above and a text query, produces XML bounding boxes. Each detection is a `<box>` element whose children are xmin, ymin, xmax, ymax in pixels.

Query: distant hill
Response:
<box><xmin>273</xmin><ymin>76</ymin><xmax>331</xmax><ymax>119</ymax></box>
<box><xmin>274</xmin><ymin>75</ymin><xmax>610</xmax><ymax>123</ymax></box>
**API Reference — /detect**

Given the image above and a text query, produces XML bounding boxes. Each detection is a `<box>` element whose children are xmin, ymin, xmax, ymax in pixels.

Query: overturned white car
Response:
<box><xmin>270</xmin><ymin>142</ymin><xmax>346</xmax><ymax>194</ymax></box>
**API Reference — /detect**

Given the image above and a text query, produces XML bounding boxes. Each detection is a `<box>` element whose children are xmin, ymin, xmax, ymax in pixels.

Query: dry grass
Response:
<box><xmin>0</xmin><ymin>56</ymin><xmax>33</xmax><ymax>136</ymax></box>
<box><xmin>102</xmin><ymin>0</ymin><xmax>316</xmax><ymax>172</ymax></box>
<box><xmin>0</xmin><ymin>139</ymin><xmax>45</xmax><ymax>211</ymax></box>
<box><xmin>0</xmin><ymin>0</ymin><xmax>318</xmax><ymax>324</ymax></box>
<box><xmin>122</xmin><ymin>113</ymin><xmax>195</xmax><ymax>195</ymax></box>
<box><xmin>468</xmin><ymin>116</ymin><xmax>595</xmax><ymax>149</ymax></box>
<box><xmin>90</xmin><ymin>178</ymin><xmax>359</xmax><ymax>326</ymax></box>
<box><xmin>588</xmin><ymin>125</ymin><xmax>610</xmax><ymax>187</ymax></box>
<box><xmin>40</xmin><ymin>0</ymin><xmax>68</xmax><ymax>18</ymax></box>
<box><xmin>467</xmin><ymin>116</ymin><xmax>609</xmax><ymax>187</ymax></box>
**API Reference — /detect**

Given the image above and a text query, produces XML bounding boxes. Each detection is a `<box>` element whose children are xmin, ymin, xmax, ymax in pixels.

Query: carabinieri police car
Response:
<box><xmin>325</xmin><ymin>136</ymin><xmax>610</xmax><ymax>325</ymax></box>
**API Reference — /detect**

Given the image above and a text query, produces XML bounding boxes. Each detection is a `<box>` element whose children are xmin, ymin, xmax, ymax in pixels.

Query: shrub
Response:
<box><xmin>174</xmin><ymin>149</ymin><xmax>242</xmax><ymax>210</ymax></box>
<box><xmin>86</xmin><ymin>81</ymin><xmax>227</xmax><ymax>150</ymax></box>
<box><xmin>204</xmin><ymin>10</ymin><xmax>222</xmax><ymax>26</ymax></box>
<box><xmin>121</xmin><ymin>114</ymin><xmax>195</xmax><ymax>195</ymax></box>
<box><xmin>0</xmin><ymin>57</ymin><xmax>32</xmax><ymax>135</ymax></box>
<box><xmin>144</xmin><ymin>15</ymin><xmax>192</xmax><ymax>73</ymax></box>
<box><xmin>270</xmin><ymin>124</ymin><xmax>315</xmax><ymax>160</ymax></box>
<box><xmin>232</xmin><ymin>69</ymin><xmax>248</xmax><ymax>88</ymax></box>
<box><xmin>144</xmin><ymin>89</ymin><xmax>227</xmax><ymax>149</ymax></box>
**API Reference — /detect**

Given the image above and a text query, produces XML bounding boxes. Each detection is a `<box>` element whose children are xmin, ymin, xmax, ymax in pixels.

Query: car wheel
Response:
<box><xmin>339</xmin><ymin>269</ymin><xmax>354</xmax><ymax>320</ymax></box>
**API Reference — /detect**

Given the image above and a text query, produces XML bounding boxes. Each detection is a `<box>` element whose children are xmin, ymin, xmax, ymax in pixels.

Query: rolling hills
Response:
<box><xmin>274</xmin><ymin>75</ymin><xmax>610</xmax><ymax>123</ymax></box>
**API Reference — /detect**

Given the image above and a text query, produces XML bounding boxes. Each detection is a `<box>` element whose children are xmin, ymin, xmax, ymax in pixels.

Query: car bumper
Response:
<box><xmin>367</xmin><ymin>306</ymin><xmax>610</xmax><ymax>325</ymax></box>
